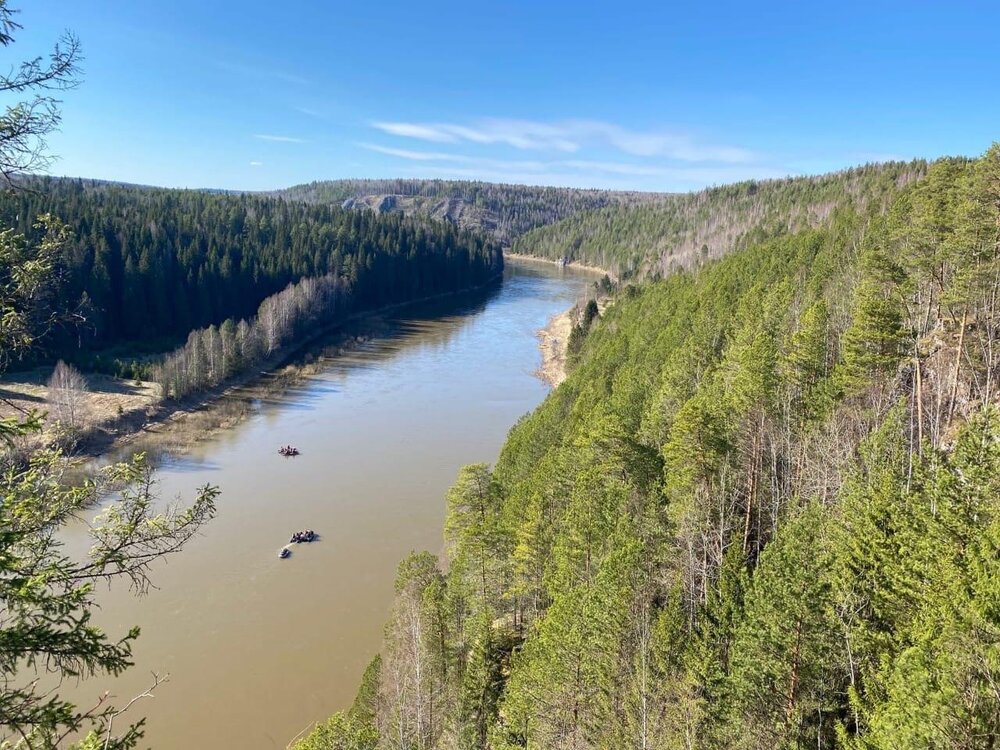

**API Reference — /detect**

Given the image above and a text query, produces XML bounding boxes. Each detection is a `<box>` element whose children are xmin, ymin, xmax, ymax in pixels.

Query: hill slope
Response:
<box><xmin>296</xmin><ymin>145</ymin><xmax>1000</xmax><ymax>750</ymax></box>
<box><xmin>276</xmin><ymin>178</ymin><xmax>667</xmax><ymax>246</ymax></box>
<box><xmin>513</xmin><ymin>160</ymin><xmax>930</xmax><ymax>277</ymax></box>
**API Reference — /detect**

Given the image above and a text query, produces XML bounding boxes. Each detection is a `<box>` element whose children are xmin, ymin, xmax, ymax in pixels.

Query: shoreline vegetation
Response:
<box><xmin>1</xmin><ymin>272</ymin><xmax>503</xmax><ymax>464</ymax></box>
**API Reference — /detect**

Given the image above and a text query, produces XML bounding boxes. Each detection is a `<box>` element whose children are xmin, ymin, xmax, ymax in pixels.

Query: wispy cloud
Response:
<box><xmin>413</xmin><ymin>164</ymin><xmax>792</xmax><ymax>191</ymax></box>
<box><xmin>254</xmin><ymin>134</ymin><xmax>306</xmax><ymax>143</ymax></box>
<box><xmin>358</xmin><ymin>143</ymin><xmax>790</xmax><ymax>190</ymax></box>
<box><xmin>372</xmin><ymin>122</ymin><xmax>460</xmax><ymax>143</ymax></box>
<box><xmin>216</xmin><ymin>60</ymin><xmax>310</xmax><ymax>87</ymax></box>
<box><xmin>294</xmin><ymin>106</ymin><xmax>327</xmax><ymax>120</ymax></box>
<box><xmin>371</xmin><ymin>118</ymin><xmax>755</xmax><ymax>163</ymax></box>
<box><xmin>359</xmin><ymin>143</ymin><xmax>547</xmax><ymax>173</ymax></box>
<box><xmin>249</xmin><ymin>160</ymin><xmax>264</xmax><ymax>167</ymax></box>
<box><xmin>360</xmin><ymin>144</ymin><xmax>466</xmax><ymax>161</ymax></box>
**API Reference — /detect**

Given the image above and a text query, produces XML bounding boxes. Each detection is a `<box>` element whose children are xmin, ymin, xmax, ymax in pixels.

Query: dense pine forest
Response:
<box><xmin>298</xmin><ymin>145</ymin><xmax>1000</xmax><ymax>750</ymax></box>
<box><xmin>0</xmin><ymin>177</ymin><xmax>502</xmax><ymax>365</ymax></box>
<box><xmin>512</xmin><ymin>161</ymin><xmax>929</xmax><ymax>278</ymax></box>
<box><xmin>276</xmin><ymin>179</ymin><xmax>664</xmax><ymax>246</ymax></box>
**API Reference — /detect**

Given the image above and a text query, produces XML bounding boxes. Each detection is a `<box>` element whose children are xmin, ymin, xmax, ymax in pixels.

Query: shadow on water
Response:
<box><xmin>283</xmin><ymin>275</ymin><xmax>505</xmax><ymax>376</ymax></box>
<box><xmin>288</xmin><ymin>262</ymin><xmax>571</xmax><ymax>381</ymax></box>
<box><xmin>153</xmin><ymin>454</ymin><xmax>225</xmax><ymax>474</ymax></box>
<box><xmin>88</xmin><ymin>276</ymin><xmax>508</xmax><ymax>471</ymax></box>
<box><xmin>252</xmin><ymin>386</ymin><xmax>330</xmax><ymax>413</ymax></box>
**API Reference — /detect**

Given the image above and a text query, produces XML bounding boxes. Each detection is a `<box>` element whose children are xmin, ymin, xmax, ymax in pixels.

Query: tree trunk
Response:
<box><xmin>948</xmin><ymin>307</ymin><xmax>968</xmax><ymax>424</ymax></box>
<box><xmin>786</xmin><ymin>617</ymin><xmax>803</xmax><ymax>724</ymax></box>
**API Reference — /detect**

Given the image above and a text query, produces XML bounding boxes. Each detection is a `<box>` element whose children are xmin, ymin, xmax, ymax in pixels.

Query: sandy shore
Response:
<box><xmin>505</xmin><ymin>253</ymin><xmax>612</xmax><ymax>388</ymax></box>
<box><xmin>534</xmin><ymin>296</ymin><xmax>615</xmax><ymax>388</ymax></box>
<box><xmin>536</xmin><ymin>308</ymin><xmax>574</xmax><ymax>387</ymax></box>
<box><xmin>0</xmin><ymin>350</ymin><xmax>336</xmax><ymax>464</ymax></box>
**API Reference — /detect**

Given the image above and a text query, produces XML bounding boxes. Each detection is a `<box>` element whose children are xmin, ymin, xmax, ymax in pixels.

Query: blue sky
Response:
<box><xmin>10</xmin><ymin>1</ymin><xmax>1000</xmax><ymax>192</ymax></box>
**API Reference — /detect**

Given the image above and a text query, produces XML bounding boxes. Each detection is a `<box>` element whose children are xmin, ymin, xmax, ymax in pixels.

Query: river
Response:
<box><xmin>57</xmin><ymin>260</ymin><xmax>596</xmax><ymax>749</ymax></box>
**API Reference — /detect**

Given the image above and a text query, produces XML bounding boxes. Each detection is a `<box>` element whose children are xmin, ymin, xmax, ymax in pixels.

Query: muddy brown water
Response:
<box><xmin>50</xmin><ymin>261</ymin><xmax>596</xmax><ymax>749</ymax></box>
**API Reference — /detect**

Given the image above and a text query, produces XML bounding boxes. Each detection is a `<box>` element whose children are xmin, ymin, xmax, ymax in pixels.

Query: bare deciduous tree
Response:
<box><xmin>0</xmin><ymin>1</ymin><xmax>83</xmax><ymax>186</ymax></box>
<box><xmin>47</xmin><ymin>358</ymin><xmax>88</xmax><ymax>428</ymax></box>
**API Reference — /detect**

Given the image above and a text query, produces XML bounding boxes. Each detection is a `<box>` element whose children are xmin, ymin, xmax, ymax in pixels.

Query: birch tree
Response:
<box><xmin>46</xmin><ymin>358</ymin><xmax>88</xmax><ymax>429</ymax></box>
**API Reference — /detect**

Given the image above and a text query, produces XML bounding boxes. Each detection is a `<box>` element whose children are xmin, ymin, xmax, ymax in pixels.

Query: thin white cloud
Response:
<box><xmin>585</xmin><ymin>123</ymin><xmax>754</xmax><ymax>162</ymax></box>
<box><xmin>294</xmin><ymin>106</ymin><xmax>327</xmax><ymax>119</ymax></box>
<box><xmin>254</xmin><ymin>134</ymin><xmax>306</xmax><ymax>143</ymax></box>
<box><xmin>359</xmin><ymin>143</ymin><xmax>547</xmax><ymax>171</ymax></box>
<box><xmin>413</xmin><ymin>163</ymin><xmax>792</xmax><ymax>192</ymax></box>
<box><xmin>359</xmin><ymin>143</ymin><xmax>791</xmax><ymax>191</ymax></box>
<box><xmin>561</xmin><ymin>159</ymin><xmax>676</xmax><ymax>177</ymax></box>
<box><xmin>216</xmin><ymin>60</ymin><xmax>310</xmax><ymax>86</ymax></box>
<box><xmin>371</xmin><ymin>122</ymin><xmax>460</xmax><ymax>143</ymax></box>
<box><xmin>249</xmin><ymin>160</ymin><xmax>264</xmax><ymax>167</ymax></box>
<box><xmin>360</xmin><ymin>143</ymin><xmax>467</xmax><ymax>161</ymax></box>
<box><xmin>370</xmin><ymin>118</ymin><xmax>756</xmax><ymax>163</ymax></box>
<box><xmin>371</xmin><ymin>119</ymin><xmax>578</xmax><ymax>152</ymax></box>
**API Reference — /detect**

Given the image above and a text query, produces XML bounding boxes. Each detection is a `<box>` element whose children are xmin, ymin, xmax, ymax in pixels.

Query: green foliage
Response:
<box><xmin>1</xmin><ymin>218</ymin><xmax>218</xmax><ymax>747</ymax></box>
<box><xmin>0</xmin><ymin>450</ymin><xmax>216</xmax><ymax>747</ymax></box>
<box><xmin>0</xmin><ymin>214</ymin><xmax>72</xmax><ymax>370</ymax></box>
<box><xmin>727</xmin><ymin>504</ymin><xmax>843</xmax><ymax>749</ymax></box>
<box><xmin>444</xmin><ymin>464</ymin><xmax>507</xmax><ymax>612</ymax></box>
<box><xmin>829</xmin><ymin>409</ymin><xmax>1000</xmax><ymax>749</ymax></box>
<box><xmin>839</xmin><ymin>244</ymin><xmax>908</xmax><ymax>389</ymax></box>
<box><xmin>783</xmin><ymin>299</ymin><xmax>833</xmax><ymax>420</ymax></box>
<box><xmin>294</xmin><ymin>657</ymin><xmax>381</xmax><ymax>750</ymax></box>
<box><xmin>0</xmin><ymin>177</ymin><xmax>503</xmax><ymax>361</ymax></box>
<box><xmin>513</xmin><ymin>161</ymin><xmax>925</xmax><ymax>277</ymax></box>
<box><xmin>319</xmin><ymin>145</ymin><xmax>1000</xmax><ymax>749</ymax></box>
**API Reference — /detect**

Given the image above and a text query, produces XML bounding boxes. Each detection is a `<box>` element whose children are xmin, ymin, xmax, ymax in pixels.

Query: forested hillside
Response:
<box><xmin>513</xmin><ymin>161</ymin><xmax>929</xmax><ymax>278</ymax></box>
<box><xmin>299</xmin><ymin>145</ymin><xmax>1000</xmax><ymax>750</ymax></box>
<box><xmin>277</xmin><ymin>179</ymin><xmax>664</xmax><ymax>245</ymax></box>
<box><xmin>0</xmin><ymin>177</ymin><xmax>501</xmax><ymax>361</ymax></box>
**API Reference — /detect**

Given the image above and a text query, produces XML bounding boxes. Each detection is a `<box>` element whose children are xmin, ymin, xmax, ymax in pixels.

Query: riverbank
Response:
<box><xmin>503</xmin><ymin>251</ymin><xmax>613</xmax><ymax>280</ymax></box>
<box><xmin>1</xmin><ymin>275</ymin><xmax>503</xmax><ymax>464</ymax></box>
<box><xmin>536</xmin><ymin>308</ymin><xmax>574</xmax><ymax>387</ymax></box>
<box><xmin>0</xmin><ymin>332</ymin><xmax>377</xmax><ymax>465</ymax></box>
<box><xmin>503</xmin><ymin>253</ymin><xmax>611</xmax><ymax>387</ymax></box>
<box><xmin>91</xmin><ymin>275</ymin><xmax>506</xmax><ymax>461</ymax></box>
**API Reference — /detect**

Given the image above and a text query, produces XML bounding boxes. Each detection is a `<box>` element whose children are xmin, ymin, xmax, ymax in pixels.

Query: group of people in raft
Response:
<box><xmin>277</xmin><ymin>443</ymin><xmax>313</xmax><ymax>557</ymax></box>
<box><xmin>279</xmin><ymin>531</ymin><xmax>317</xmax><ymax>559</ymax></box>
<box><xmin>289</xmin><ymin>529</ymin><xmax>317</xmax><ymax>544</ymax></box>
